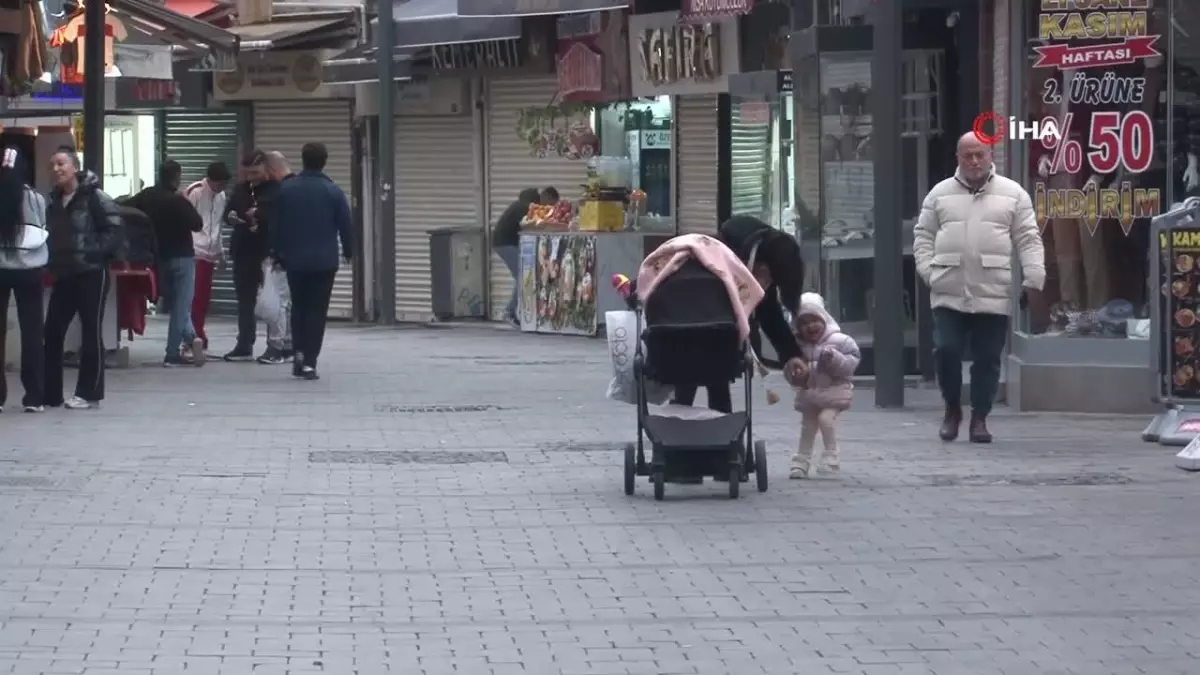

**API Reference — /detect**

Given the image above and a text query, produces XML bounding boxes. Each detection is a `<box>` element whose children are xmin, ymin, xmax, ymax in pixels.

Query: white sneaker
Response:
<box><xmin>817</xmin><ymin>462</ymin><xmax>840</xmax><ymax>475</ymax></box>
<box><xmin>789</xmin><ymin>464</ymin><xmax>810</xmax><ymax>480</ymax></box>
<box><xmin>23</xmin><ymin>405</ymin><xmax>44</xmax><ymax>413</ymax></box>
<box><xmin>191</xmin><ymin>338</ymin><xmax>206</xmax><ymax>367</ymax></box>
<box><xmin>64</xmin><ymin>396</ymin><xmax>98</xmax><ymax>410</ymax></box>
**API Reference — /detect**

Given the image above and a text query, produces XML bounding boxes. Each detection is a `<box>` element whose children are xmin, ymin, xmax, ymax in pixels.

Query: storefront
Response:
<box><xmin>629</xmin><ymin>10</ymin><xmax>740</xmax><ymax>236</ymax></box>
<box><xmin>486</xmin><ymin>11</ymin><xmax>629</xmax><ymax>322</ymax></box>
<box><xmin>213</xmin><ymin>47</ymin><xmax>357</xmax><ymax>320</ymax></box>
<box><xmin>998</xmin><ymin>0</ymin><xmax>1194</xmax><ymax>413</ymax></box>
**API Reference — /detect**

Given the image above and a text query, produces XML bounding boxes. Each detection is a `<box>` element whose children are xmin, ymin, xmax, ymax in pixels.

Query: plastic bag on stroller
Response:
<box><xmin>605</xmin><ymin>310</ymin><xmax>671</xmax><ymax>405</ymax></box>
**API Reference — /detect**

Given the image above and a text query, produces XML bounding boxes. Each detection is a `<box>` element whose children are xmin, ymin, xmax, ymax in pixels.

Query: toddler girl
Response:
<box><xmin>782</xmin><ymin>293</ymin><xmax>861</xmax><ymax>478</ymax></box>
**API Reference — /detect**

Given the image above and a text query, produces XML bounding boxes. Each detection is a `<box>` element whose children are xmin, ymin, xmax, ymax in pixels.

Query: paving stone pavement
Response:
<box><xmin>1</xmin><ymin>317</ymin><xmax>1198</xmax><ymax>675</ymax></box>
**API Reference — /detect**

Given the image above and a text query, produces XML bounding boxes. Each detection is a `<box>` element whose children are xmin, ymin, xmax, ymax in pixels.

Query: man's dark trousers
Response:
<box><xmin>288</xmin><ymin>270</ymin><xmax>337</xmax><ymax>367</ymax></box>
<box><xmin>232</xmin><ymin>257</ymin><xmax>264</xmax><ymax>349</ymax></box>
<box><xmin>933</xmin><ymin>307</ymin><xmax>1008</xmax><ymax>416</ymax></box>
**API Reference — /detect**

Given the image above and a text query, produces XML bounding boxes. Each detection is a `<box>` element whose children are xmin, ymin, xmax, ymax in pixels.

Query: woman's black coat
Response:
<box><xmin>717</xmin><ymin>216</ymin><xmax>803</xmax><ymax>368</ymax></box>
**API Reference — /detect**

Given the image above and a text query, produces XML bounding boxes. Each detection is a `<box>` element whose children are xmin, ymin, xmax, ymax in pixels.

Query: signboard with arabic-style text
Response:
<box><xmin>628</xmin><ymin>11</ymin><xmax>741</xmax><ymax>98</ymax></box>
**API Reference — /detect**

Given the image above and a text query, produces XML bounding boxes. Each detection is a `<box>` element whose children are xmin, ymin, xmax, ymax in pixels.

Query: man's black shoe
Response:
<box><xmin>223</xmin><ymin>347</ymin><xmax>254</xmax><ymax>362</ymax></box>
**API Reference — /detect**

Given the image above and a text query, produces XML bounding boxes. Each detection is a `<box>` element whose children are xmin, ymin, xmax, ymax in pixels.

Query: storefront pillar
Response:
<box><xmin>870</xmin><ymin>0</ymin><xmax>904</xmax><ymax>407</ymax></box>
<box><xmin>376</xmin><ymin>0</ymin><xmax>397</xmax><ymax>325</ymax></box>
<box><xmin>82</xmin><ymin>0</ymin><xmax>107</xmax><ymax>181</ymax></box>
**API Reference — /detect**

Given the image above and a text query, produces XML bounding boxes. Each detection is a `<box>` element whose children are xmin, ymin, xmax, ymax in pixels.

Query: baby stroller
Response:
<box><xmin>623</xmin><ymin>258</ymin><xmax>768</xmax><ymax>500</ymax></box>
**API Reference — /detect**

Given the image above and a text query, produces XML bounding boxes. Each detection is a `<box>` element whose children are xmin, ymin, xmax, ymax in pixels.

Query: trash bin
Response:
<box><xmin>428</xmin><ymin>226</ymin><xmax>485</xmax><ymax>320</ymax></box>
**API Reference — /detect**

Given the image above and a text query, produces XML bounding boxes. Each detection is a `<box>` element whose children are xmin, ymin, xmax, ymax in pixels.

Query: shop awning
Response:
<box><xmin>108</xmin><ymin>0</ymin><xmax>239</xmax><ymax>56</ymax></box>
<box><xmin>454</xmin><ymin>0</ymin><xmax>627</xmax><ymax>18</ymax></box>
<box><xmin>322</xmin><ymin>44</ymin><xmax>416</xmax><ymax>85</ymax></box>
<box><xmin>378</xmin><ymin>0</ymin><xmax>522</xmax><ymax>49</ymax></box>
<box><xmin>226</xmin><ymin>13</ymin><xmax>359</xmax><ymax>51</ymax></box>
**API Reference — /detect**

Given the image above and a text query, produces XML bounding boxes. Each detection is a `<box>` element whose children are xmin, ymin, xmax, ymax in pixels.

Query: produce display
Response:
<box><xmin>522</xmin><ymin>201</ymin><xmax>573</xmax><ymax>227</ymax></box>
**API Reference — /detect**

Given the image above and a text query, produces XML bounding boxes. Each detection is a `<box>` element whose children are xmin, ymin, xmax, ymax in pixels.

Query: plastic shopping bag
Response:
<box><xmin>254</xmin><ymin>262</ymin><xmax>283</xmax><ymax>325</ymax></box>
<box><xmin>605</xmin><ymin>310</ymin><xmax>671</xmax><ymax>405</ymax></box>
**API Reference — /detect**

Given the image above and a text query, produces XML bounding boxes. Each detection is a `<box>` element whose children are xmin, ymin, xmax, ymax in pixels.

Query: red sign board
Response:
<box><xmin>558</xmin><ymin>43</ymin><xmax>602</xmax><ymax>99</ymax></box>
<box><xmin>554</xmin><ymin>10</ymin><xmax>629</xmax><ymax>103</ymax></box>
<box><xmin>680</xmin><ymin>0</ymin><xmax>754</xmax><ymax>22</ymax></box>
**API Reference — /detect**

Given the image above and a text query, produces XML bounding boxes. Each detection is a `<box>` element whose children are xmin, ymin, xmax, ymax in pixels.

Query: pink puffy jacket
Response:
<box><xmin>783</xmin><ymin>296</ymin><xmax>862</xmax><ymax>412</ymax></box>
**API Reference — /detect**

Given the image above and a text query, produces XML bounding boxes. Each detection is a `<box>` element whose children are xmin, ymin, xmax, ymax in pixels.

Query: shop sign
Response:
<box><xmin>48</xmin><ymin>3</ymin><xmax>129</xmax><ymax>85</ymax></box>
<box><xmin>428</xmin><ymin>22</ymin><xmax>554</xmax><ymax>75</ymax></box>
<box><xmin>629</xmin><ymin>12</ymin><xmax>739</xmax><ymax>97</ymax></box>
<box><xmin>639</xmin><ymin>24</ymin><xmax>721</xmax><ymax>85</ymax></box>
<box><xmin>1029</xmin><ymin>0</ymin><xmax>1162</xmax><ymax>235</ymax></box>
<box><xmin>188</xmin><ymin>49</ymin><xmax>238</xmax><ymax>73</ymax></box>
<box><xmin>554</xmin><ymin>10</ymin><xmax>629</xmax><ymax>102</ymax></box>
<box><xmin>213</xmin><ymin>50</ymin><xmax>334</xmax><ymax>101</ymax></box>
<box><xmin>114</xmin><ymin>78</ymin><xmax>180</xmax><ymax>108</ymax></box>
<box><xmin>680</xmin><ymin>0</ymin><xmax>753</xmax><ymax>23</ymax></box>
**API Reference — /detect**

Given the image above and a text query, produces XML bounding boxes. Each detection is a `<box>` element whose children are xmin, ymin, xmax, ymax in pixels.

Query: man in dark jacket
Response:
<box><xmin>269</xmin><ymin>142</ymin><xmax>352</xmax><ymax>380</ymax></box>
<box><xmin>670</xmin><ymin>215</ymin><xmax>805</xmax><ymax>414</ymax></box>
<box><xmin>222</xmin><ymin>150</ymin><xmax>281</xmax><ymax>361</ymax></box>
<box><xmin>126</xmin><ymin>160</ymin><xmax>205</xmax><ymax>367</ymax></box>
<box><xmin>491</xmin><ymin>188</ymin><xmax>540</xmax><ymax>326</ymax></box>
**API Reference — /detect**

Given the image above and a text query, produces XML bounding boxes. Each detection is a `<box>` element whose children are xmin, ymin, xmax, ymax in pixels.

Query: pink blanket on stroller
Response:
<box><xmin>636</xmin><ymin>233</ymin><xmax>765</xmax><ymax>342</ymax></box>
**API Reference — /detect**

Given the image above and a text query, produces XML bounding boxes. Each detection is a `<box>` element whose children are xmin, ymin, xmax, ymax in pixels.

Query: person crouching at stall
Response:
<box><xmin>783</xmin><ymin>293</ymin><xmax>861</xmax><ymax>479</ymax></box>
<box><xmin>43</xmin><ymin>146</ymin><xmax>125</xmax><ymax>410</ymax></box>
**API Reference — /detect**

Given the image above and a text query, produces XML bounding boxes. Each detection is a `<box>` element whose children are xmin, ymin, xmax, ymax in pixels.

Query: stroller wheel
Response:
<box><xmin>652</xmin><ymin>471</ymin><xmax>665</xmax><ymax>501</ymax></box>
<box><xmin>754</xmin><ymin>440</ymin><xmax>768</xmax><ymax>493</ymax></box>
<box><xmin>728</xmin><ymin>465</ymin><xmax>740</xmax><ymax>499</ymax></box>
<box><xmin>623</xmin><ymin>444</ymin><xmax>636</xmax><ymax>496</ymax></box>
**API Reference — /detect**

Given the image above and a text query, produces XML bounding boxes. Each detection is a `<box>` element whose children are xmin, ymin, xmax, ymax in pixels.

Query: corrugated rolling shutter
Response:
<box><xmin>486</xmin><ymin>74</ymin><xmax>589</xmax><ymax>320</ymax></box>
<box><xmin>253</xmin><ymin>100</ymin><xmax>356</xmax><ymax>319</ymax></box>
<box><xmin>729</xmin><ymin>103</ymin><xmax>771</xmax><ymax>219</ymax></box>
<box><xmin>393</xmin><ymin>114</ymin><xmax>477</xmax><ymax>322</ymax></box>
<box><xmin>163</xmin><ymin>109</ymin><xmax>243</xmax><ymax>317</ymax></box>
<box><xmin>675</xmin><ymin>94</ymin><xmax>719</xmax><ymax>234</ymax></box>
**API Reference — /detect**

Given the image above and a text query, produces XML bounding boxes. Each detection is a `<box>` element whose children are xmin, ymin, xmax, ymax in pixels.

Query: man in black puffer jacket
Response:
<box><xmin>222</xmin><ymin>150</ymin><xmax>282</xmax><ymax>361</ymax></box>
<box><xmin>43</xmin><ymin>146</ymin><xmax>126</xmax><ymax>409</ymax></box>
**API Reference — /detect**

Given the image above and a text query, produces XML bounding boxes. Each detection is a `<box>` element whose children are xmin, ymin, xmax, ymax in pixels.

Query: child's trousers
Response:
<box><xmin>793</xmin><ymin>408</ymin><xmax>840</xmax><ymax>474</ymax></box>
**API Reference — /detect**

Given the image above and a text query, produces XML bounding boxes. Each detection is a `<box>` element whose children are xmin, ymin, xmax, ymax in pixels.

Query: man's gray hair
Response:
<box><xmin>266</xmin><ymin>151</ymin><xmax>290</xmax><ymax>177</ymax></box>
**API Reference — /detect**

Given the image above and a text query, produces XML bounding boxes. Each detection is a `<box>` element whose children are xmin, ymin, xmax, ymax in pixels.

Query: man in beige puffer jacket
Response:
<box><xmin>914</xmin><ymin>132</ymin><xmax>1045</xmax><ymax>444</ymax></box>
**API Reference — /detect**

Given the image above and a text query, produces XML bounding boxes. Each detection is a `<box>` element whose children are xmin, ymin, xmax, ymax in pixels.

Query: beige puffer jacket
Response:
<box><xmin>913</xmin><ymin>169</ymin><xmax>1045</xmax><ymax>316</ymax></box>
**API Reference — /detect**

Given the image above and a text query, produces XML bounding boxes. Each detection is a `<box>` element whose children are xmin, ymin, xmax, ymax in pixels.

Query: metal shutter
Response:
<box><xmin>253</xmin><ymin>100</ymin><xmax>356</xmax><ymax>319</ymax></box>
<box><xmin>162</xmin><ymin>109</ymin><xmax>243</xmax><ymax>317</ymax></box>
<box><xmin>675</xmin><ymin>94</ymin><xmax>719</xmax><ymax>234</ymax></box>
<box><xmin>393</xmin><ymin>114</ymin><xmax>478</xmax><ymax>322</ymax></box>
<box><xmin>486</xmin><ymin>75</ymin><xmax>589</xmax><ymax>320</ymax></box>
<box><xmin>729</xmin><ymin>103</ymin><xmax>771</xmax><ymax>219</ymax></box>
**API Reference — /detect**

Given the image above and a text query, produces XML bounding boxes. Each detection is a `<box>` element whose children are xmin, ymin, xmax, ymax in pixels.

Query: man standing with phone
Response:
<box><xmin>222</xmin><ymin>151</ymin><xmax>281</xmax><ymax>361</ymax></box>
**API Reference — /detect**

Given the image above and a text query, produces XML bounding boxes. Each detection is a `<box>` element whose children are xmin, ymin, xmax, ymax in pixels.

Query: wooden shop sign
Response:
<box><xmin>637</xmin><ymin>22</ymin><xmax>721</xmax><ymax>86</ymax></box>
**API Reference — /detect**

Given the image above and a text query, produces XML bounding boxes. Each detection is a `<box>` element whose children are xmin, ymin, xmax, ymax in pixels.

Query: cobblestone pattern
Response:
<box><xmin>1</xmin><ymin>319</ymin><xmax>1197</xmax><ymax>675</ymax></box>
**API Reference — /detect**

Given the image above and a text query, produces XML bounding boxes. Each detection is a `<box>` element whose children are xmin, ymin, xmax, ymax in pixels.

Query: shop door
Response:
<box><xmin>675</xmin><ymin>94</ymin><xmax>720</xmax><ymax>234</ymax></box>
<box><xmin>393</xmin><ymin>113</ymin><xmax>478</xmax><ymax>321</ymax></box>
<box><xmin>163</xmin><ymin>109</ymin><xmax>244</xmax><ymax>317</ymax></box>
<box><xmin>253</xmin><ymin>100</ymin><xmax>356</xmax><ymax>319</ymax></box>
<box><xmin>485</xmin><ymin>75</ymin><xmax>589</xmax><ymax>320</ymax></box>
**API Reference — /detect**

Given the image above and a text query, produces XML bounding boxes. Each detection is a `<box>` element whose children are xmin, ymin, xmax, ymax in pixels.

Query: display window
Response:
<box><xmin>590</xmin><ymin>95</ymin><xmax>673</xmax><ymax>220</ymax></box>
<box><xmin>1018</xmin><ymin>0</ymin><xmax>1180</xmax><ymax>337</ymax></box>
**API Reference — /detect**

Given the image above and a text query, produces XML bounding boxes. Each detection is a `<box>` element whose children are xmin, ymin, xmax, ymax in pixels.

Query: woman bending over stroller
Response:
<box><xmin>783</xmin><ymin>293</ymin><xmax>861</xmax><ymax>478</ymax></box>
<box><xmin>671</xmin><ymin>215</ymin><xmax>804</xmax><ymax>412</ymax></box>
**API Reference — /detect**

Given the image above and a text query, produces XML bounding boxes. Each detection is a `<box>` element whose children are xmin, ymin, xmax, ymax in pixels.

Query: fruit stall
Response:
<box><xmin>513</xmin><ymin>157</ymin><xmax>673</xmax><ymax>336</ymax></box>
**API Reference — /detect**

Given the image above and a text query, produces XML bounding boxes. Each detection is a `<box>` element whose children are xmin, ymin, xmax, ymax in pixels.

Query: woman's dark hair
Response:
<box><xmin>0</xmin><ymin>147</ymin><xmax>28</xmax><ymax>248</ymax></box>
<box><xmin>759</xmin><ymin>231</ymin><xmax>805</xmax><ymax>312</ymax></box>
<box><xmin>53</xmin><ymin>145</ymin><xmax>81</xmax><ymax>169</ymax></box>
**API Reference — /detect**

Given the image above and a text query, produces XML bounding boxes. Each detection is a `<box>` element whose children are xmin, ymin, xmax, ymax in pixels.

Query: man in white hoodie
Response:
<box><xmin>185</xmin><ymin>162</ymin><xmax>231</xmax><ymax>355</ymax></box>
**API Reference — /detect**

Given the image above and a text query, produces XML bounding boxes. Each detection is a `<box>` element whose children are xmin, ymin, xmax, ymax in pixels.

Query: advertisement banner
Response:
<box><xmin>534</xmin><ymin>234</ymin><xmax>597</xmax><ymax>336</ymax></box>
<box><xmin>1027</xmin><ymin>0</ymin><xmax>1164</xmax><ymax>236</ymax></box>
<box><xmin>1164</xmin><ymin>228</ymin><xmax>1200</xmax><ymax>399</ymax></box>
